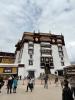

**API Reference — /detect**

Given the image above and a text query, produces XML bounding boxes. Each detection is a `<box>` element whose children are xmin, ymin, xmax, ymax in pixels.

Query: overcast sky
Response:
<box><xmin>0</xmin><ymin>0</ymin><xmax>75</xmax><ymax>62</ymax></box>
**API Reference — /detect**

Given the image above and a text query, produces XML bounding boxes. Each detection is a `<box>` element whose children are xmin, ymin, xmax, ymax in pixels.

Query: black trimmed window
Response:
<box><xmin>49</xmin><ymin>57</ymin><xmax>53</xmax><ymax>62</ymax></box>
<box><xmin>40</xmin><ymin>57</ymin><xmax>54</xmax><ymax>67</ymax></box>
<box><xmin>61</xmin><ymin>57</ymin><xmax>63</xmax><ymax>60</ymax></box>
<box><xmin>40</xmin><ymin>44</ymin><xmax>51</xmax><ymax>48</ymax></box>
<box><xmin>58</xmin><ymin>46</ymin><xmax>62</xmax><ymax>51</ymax></box>
<box><xmin>45</xmin><ymin>57</ymin><xmax>49</xmax><ymax>63</ymax></box>
<box><xmin>41</xmin><ymin>57</ymin><xmax>44</xmax><ymax>62</ymax></box>
<box><xmin>61</xmin><ymin>62</ymin><xmax>64</xmax><ymax>66</ymax></box>
<box><xmin>41</xmin><ymin>49</ymin><xmax>52</xmax><ymax>55</ymax></box>
<box><xmin>59</xmin><ymin>51</ymin><xmax>63</xmax><ymax>56</ymax></box>
<box><xmin>50</xmin><ymin>62</ymin><xmax>54</xmax><ymax>66</ymax></box>
<box><xmin>29</xmin><ymin>60</ymin><xmax>33</xmax><ymax>65</ymax></box>
<box><xmin>28</xmin><ymin>49</ymin><xmax>33</xmax><ymax>54</ymax></box>
<box><xmin>28</xmin><ymin>41</ymin><xmax>34</xmax><ymax>48</ymax></box>
<box><xmin>30</xmin><ymin>55</ymin><xmax>33</xmax><ymax>59</ymax></box>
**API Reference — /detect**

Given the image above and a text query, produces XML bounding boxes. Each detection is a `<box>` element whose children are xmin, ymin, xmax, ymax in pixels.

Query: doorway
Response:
<box><xmin>28</xmin><ymin>71</ymin><xmax>35</xmax><ymax>78</ymax></box>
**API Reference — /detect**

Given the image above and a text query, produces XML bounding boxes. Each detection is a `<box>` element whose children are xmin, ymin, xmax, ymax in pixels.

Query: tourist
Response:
<box><xmin>62</xmin><ymin>79</ymin><xmax>74</xmax><ymax>100</ymax></box>
<box><xmin>44</xmin><ymin>74</ymin><xmax>48</xmax><ymax>89</ymax></box>
<box><xmin>60</xmin><ymin>79</ymin><xmax>64</xmax><ymax>89</ymax></box>
<box><xmin>26</xmin><ymin>77</ymin><xmax>34</xmax><ymax>92</ymax></box>
<box><xmin>0</xmin><ymin>76</ymin><xmax>4</xmax><ymax>93</ymax></box>
<box><xmin>12</xmin><ymin>77</ymin><xmax>18</xmax><ymax>93</ymax></box>
<box><xmin>7</xmin><ymin>76</ymin><xmax>13</xmax><ymax>94</ymax></box>
<box><xmin>55</xmin><ymin>76</ymin><xmax>58</xmax><ymax>86</ymax></box>
<box><xmin>69</xmin><ymin>76</ymin><xmax>75</xmax><ymax>98</ymax></box>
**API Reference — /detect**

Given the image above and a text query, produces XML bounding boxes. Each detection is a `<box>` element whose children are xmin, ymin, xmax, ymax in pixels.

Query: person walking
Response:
<box><xmin>7</xmin><ymin>76</ymin><xmax>13</xmax><ymax>94</ymax></box>
<box><xmin>60</xmin><ymin>79</ymin><xmax>64</xmax><ymax>89</ymax></box>
<box><xmin>26</xmin><ymin>77</ymin><xmax>34</xmax><ymax>92</ymax></box>
<box><xmin>12</xmin><ymin>77</ymin><xmax>18</xmax><ymax>93</ymax></box>
<box><xmin>69</xmin><ymin>76</ymin><xmax>75</xmax><ymax>99</ymax></box>
<box><xmin>0</xmin><ymin>77</ymin><xmax>4</xmax><ymax>93</ymax></box>
<box><xmin>62</xmin><ymin>79</ymin><xmax>74</xmax><ymax>100</ymax></box>
<box><xmin>55</xmin><ymin>76</ymin><xmax>58</xmax><ymax>86</ymax></box>
<box><xmin>44</xmin><ymin>74</ymin><xmax>48</xmax><ymax>89</ymax></box>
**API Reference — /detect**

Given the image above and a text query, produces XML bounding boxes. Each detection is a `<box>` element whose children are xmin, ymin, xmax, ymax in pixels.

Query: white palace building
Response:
<box><xmin>15</xmin><ymin>32</ymin><xmax>70</xmax><ymax>78</ymax></box>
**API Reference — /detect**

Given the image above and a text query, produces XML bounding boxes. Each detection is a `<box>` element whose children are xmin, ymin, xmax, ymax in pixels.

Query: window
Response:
<box><xmin>61</xmin><ymin>57</ymin><xmax>63</xmax><ymax>60</ymax></box>
<box><xmin>49</xmin><ymin>58</ymin><xmax>53</xmax><ymax>62</ymax></box>
<box><xmin>61</xmin><ymin>62</ymin><xmax>64</xmax><ymax>66</ymax></box>
<box><xmin>58</xmin><ymin>46</ymin><xmax>62</xmax><ymax>51</ymax></box>
<box><xmin>28</xmin><ymin>42</ymin><xmax>34</xmax><ymax>47</ymax></box>
<box><xmin>57</xmin><ymin>39</ymin><xmax>62</xmax><ymax>42</ymax></box>
<box><xmin>40</xmin><ymin>43</ymin><xmax>51</xmax><ymax>48</ymax></box>
<box><xmin>50</xmin><ymin>62</ymin><xmax>54</xmax><ymax>66</ymax></box>
<box><xmin>41</xmin><ymin>49</ymin><xmax>52</xmax><ymax>55</ymax></box>
<box><xmin>41</xmin><ymin>57</ymin><xmax>44</xmax><ymax>62</ymax></box>
<box><xmin>30</xmin><ymin>55</ymin><xmax>33</xmax><ymax>59</ymax></box>
<box><xmin>59</xmin><ymin>51</ymin><xmax>63</xmax><ymax>56</ymax></box>
<box><xmin>29</xmin><ymin>60</ymin><xmax>33</xmax><ymax>65</ymax></box>
<box><xmin>45</xmin><ymin>57</ymin><xmax>49</xmax><ymax>63</ymax></box>
<box><xmin>41</xmin><ymin>63</ymin><xmax>45</xmax><ymax>66</ymax></box>
<box><xmin>28</xmin><ymin>49</ymin><xmax>33</xmax><ymax>54</ymax></box>
<box><xmin>28</xmin><ymin>44</ymin><xmax>34</xmax><ymax>47</ymax></box>
<box><xmin>52</xmin><ymin>39</ymin><xmax>55</xmax><ymax>43</ymax></box>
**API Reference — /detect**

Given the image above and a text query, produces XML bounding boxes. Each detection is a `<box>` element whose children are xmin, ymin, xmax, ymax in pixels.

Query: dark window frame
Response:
<box><xmin>29</xmin><ymin>60</ymin><xmax>33</xmax><ymax>65</ymax></box>
<box><xmin>28</xmin><ymin>49</ymin><xmax>34</xmax><ymax>54</ymax></box>
<box><xmin>61</xmin><ymin>62</ymin><xmax>64</xmax><ymax>66</ymax></box>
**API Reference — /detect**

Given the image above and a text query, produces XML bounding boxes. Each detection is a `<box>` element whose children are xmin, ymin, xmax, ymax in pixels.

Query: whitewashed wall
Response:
<box><xmin>63</xmin><ymin>46</ymin><xmax>70</xmax><ymax>66</ymax></box>
<box><xmin>33</xmin><ymin>44</ymin><xmax>41</xmax><ymax>77</ymax></box>
<box><xmin>52</xmin><ymin>45</ymin><xmax>61</xmax><ymax>74</ymax></box>
<box><xmin>15</xmin><ymin>51</ymin><xmax>20</xmax><ymax>63</ymax></box>
<box><xmin>16</xmin><ymin>43</ymin><xmax>70</xmax><ymax>78</ymax></box>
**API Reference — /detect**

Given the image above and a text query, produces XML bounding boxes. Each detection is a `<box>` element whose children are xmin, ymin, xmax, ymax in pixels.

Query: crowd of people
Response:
<box><xmin>0</xmin><ymin>74</ymin><xmax>75</xmax><ymax>100</ymax></box>
<box><xmin>0</xmin><ymin>76</ymin><xmax>18</xmax><ymax>94</ymax></box>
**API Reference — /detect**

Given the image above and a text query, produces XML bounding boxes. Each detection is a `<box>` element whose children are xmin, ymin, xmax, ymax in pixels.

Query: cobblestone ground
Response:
<box><xmin>0</xmin><ymin>80</ymin><xmax>62</xmax><ymax>100</ymax></box>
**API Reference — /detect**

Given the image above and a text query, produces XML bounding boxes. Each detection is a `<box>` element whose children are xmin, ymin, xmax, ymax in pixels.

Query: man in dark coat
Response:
<box><xmin>69</xmin><ymin>76</ymin><xmax>75</xmax><ymax>98</ymax></box>
<box><xmin>7</xmin><ymin>76</ymin><xmax>13</xmax><ymax>94</ymax></box>
<box><xmin>62</xmin><ymin>79</ymin><xmax>74</xmax><ymax>100</ymax></box>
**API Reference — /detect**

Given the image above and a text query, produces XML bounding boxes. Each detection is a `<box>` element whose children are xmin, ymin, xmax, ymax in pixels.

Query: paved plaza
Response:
<box><xmin>0</xmin><ymin>80</ymin><xmax>62</xmax><ymax>100</ymax></box>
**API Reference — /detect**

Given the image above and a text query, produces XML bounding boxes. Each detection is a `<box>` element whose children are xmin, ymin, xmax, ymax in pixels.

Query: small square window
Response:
<box><xmin>49</xmin><ymin>57</ymin><xmax>53</xmax><ymax>62</ymax></box>
<box><xmin>61</xmin><ymin>57</ymin><xmax>63</xmax><ymax>60</ymax></box>
<box><xmin>40</xmin><ymin>62</ymin><xmax>45</xmax><ymax>66</ymax></box>
<box><xmin>50</xmin><ymin>62</ymin><xmax>54</xmax><ymax>66</ymax></box>
<box><xmin>45</xmin><ymin>57</ymin><xmax>49</xmax><ymax>62</ymax></box>
<box><xmin>29</xmin><ymin>60</ymin><xmax>33</xmax><ymax>65</ymax></box>
<box><xmin>41</xmin><ymin>57</ymin><xmax>44</xmax><ymax>62</ymax></box>
<box><xmin>28</xmin><ymin>49</ymin><xmax>33</xmax><ymax>54</ymax></box>
<box><xmin>30</xmin><ymin>55</ymin><xmax>32</xmax><ymax>59</ymax></box>
<box><xmin>59</xmin><ymin>51</ymin><xmax>63</xmax><ymax>56</ymax></box>
<box><xmin>61</xmin><ymin>62</ymin><xmax>64</xmax><ymax>66</ymax></box>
